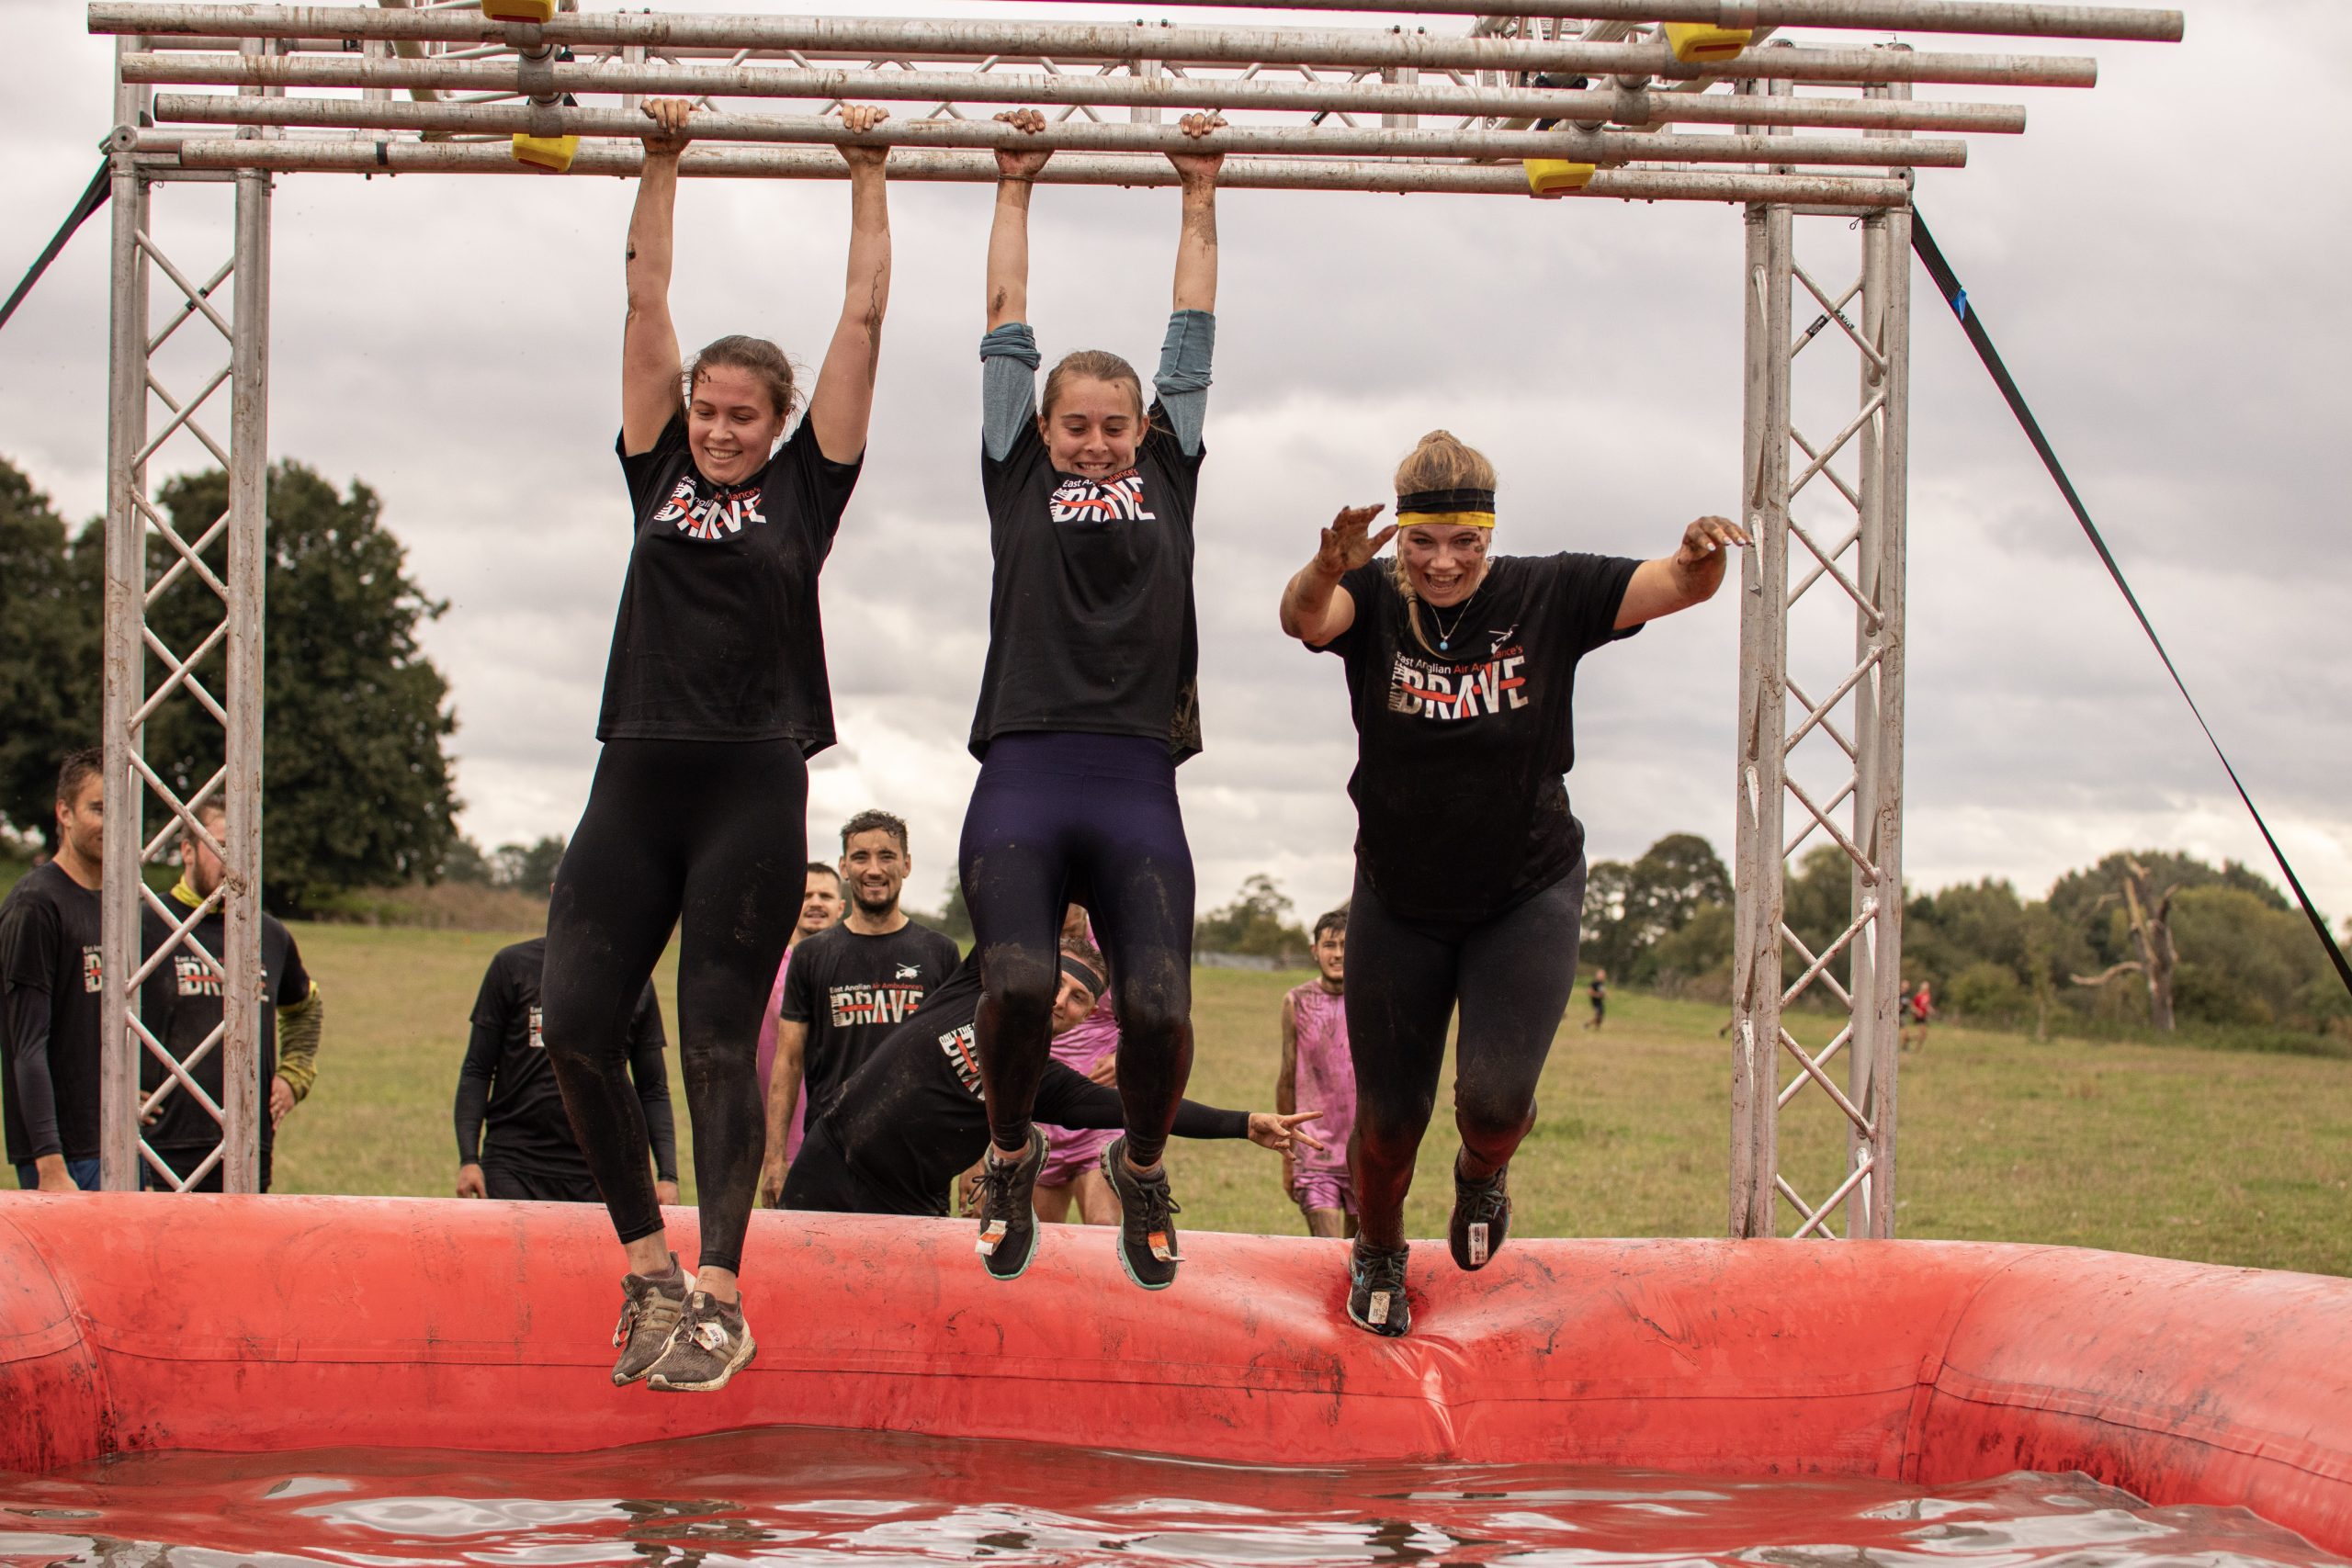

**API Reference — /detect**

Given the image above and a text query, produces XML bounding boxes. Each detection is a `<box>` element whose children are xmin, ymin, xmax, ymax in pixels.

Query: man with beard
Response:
<box><xmin>4</xmin><ymin>750</ymin><xmax>110</xmax><ymax>1192</ymax></box>
<box><xmin>758</xmin><ymin>810</ymin><xmax>958</xmax><ymax>1205</ymax></box>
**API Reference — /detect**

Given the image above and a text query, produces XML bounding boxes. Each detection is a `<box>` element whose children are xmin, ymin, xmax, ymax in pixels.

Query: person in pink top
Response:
<box><xmin>755</xmin><ymin>863</ymin><xmax>844</xmax><ymax>1180</ymax></box>
<box><xmin>1278</xmin><ymin>907</ymin><xmax>1355</xmax><ymax>1238</ymax></box>
<box><xmin>1036</xmin><ymin>902</ymin><xmax>1121</xmax><ymax>1224</ymax></box>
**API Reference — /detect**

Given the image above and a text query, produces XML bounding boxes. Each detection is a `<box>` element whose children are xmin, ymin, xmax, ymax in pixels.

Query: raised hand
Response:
<box><xmin>1316</xmin><ymin>503</ymin><xmax>1396</xmax><ymax>581</ymax></box>
<box><xmin>639</xmin><ymin>96</ymin><xmax>693</xmax><ymax>157</ymax></box>
<box><xmin>1674</xmin><ymin>513</ymin><xmax>1750</xmax><ymax>567</ymax></box>
<box><xmin>1168</xmin><ymin>111</ymin><xmax>1227</xmax><ymax>182</ymax></box>
<box><xmin>1248</xmin><ymin>1110</ymin><xmax>1326</xmax><ymax>1154</ymax></box>
<box><xmin>994</xmin><ymin>108</ymin><xmax>1052</xmax><ymax>180</ymax></box>
<box><xmin>835</xmin><ymin>102</ymin><xmax>889</xmax><ymax>172</ymax></box>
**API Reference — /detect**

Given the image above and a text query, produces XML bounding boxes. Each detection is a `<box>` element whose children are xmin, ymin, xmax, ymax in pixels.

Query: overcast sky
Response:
<box><xmin>3</xmin><ymin>0</ymin><xmax>2345</xmax><ymax>930</ymax></box>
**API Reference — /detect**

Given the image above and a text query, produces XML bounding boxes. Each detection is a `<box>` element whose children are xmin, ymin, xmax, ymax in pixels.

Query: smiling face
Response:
<box><xmin>1040</xmin><ymin>375</ymin><xmax>1145</xmax><ymax>480</ymax></box>
<box><xmin>796</xmin><ymin>868</ymin><xmax>843</xmax><ymax>942</ymax></box>
<box><xmin>1313</xmin><ymin>926</ymin><xmax>1346</xmax><ymax>987</ymax></box>
<box><xmin>839</xmin><ymin>829</ymin><xmax>909</xmax><ymax>921</ymax></box>
<box><xmin>686</xmin><ymin>363</ymin><xmax>789</xmax><ymax>486</ymax></box>
<box><xmin>1398</xmin><ymin>525</ymin><xmax>1492</xmax><ymax>607</ymax></box>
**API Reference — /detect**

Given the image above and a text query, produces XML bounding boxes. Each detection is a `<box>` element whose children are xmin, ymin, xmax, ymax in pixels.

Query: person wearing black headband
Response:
<box><xmin>1276</xmin><ymin>428</ymin><xmax>1747</xmax><ymax>1338</ymax></box>
<box><xmin>783</xmin><ymin>942</ymin><xmax>1320</xmax><ymax>1220</ymax></box>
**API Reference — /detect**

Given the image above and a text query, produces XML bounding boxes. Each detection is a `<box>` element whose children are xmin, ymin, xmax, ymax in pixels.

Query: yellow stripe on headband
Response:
<box><xmin>1396</xmin><ymin>511</ymin><xmax>1497</xmax><ymax>530</ymax></box>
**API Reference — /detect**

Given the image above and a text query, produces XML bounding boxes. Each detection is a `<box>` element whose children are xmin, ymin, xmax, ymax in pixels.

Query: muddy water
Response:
<box><xmin>1</xmin><ymin>1428</ymin><xmax>2340</xmax><ymax>1567</ymax></box>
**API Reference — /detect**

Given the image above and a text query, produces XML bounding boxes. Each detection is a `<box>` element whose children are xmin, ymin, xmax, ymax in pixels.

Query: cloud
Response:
<box><xmin>3</xmin><ymin>0</ymin><xmax>2345</xmax><ymax>931</ymax></box>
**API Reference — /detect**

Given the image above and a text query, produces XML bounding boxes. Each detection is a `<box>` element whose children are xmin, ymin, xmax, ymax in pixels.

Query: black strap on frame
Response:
<box><xmin>0</xmin><ymin>160</ymin><xmax>111</xmax><ymax>336</ymax></box>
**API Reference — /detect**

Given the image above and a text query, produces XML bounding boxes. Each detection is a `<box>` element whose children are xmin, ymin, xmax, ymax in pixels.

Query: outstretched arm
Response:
<box><xmin>804</xmin><ymin>105</ymin><xmax>893</xmax><ymax>466</ymax></box>
<box><xmin>1167</xmin><ymin>113</ymin><xmax>1223</xmax><ymax>315</ymax></box>
<box><xmin>986</xmin><ymin>109</ymin><xmax>1050</xmax><ymax>332</ymax></box>
<box><xmin>1279</xmin><ymin>504</ymin><xmax>1394</xmax><ymax>645</ymax></box>
<box><xmin>620</xmin><ymin>98</ymin><xmax>691</xmax><ymax>457</ymax></box>
<box><xmin>1615</xmin><ymin>514</ymin><xmax>1751</xmax><ymax>628</ymax></box>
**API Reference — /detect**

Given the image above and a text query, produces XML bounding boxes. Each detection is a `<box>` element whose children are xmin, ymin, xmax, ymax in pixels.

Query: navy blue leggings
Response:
<box><xmin>958</xmin><ymin>732</ymin><xmax>1195</xmax><ymax>1168</ymax></box>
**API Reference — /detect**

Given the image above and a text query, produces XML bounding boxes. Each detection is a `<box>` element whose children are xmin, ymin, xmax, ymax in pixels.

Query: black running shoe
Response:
<box><xmin>1450</xmin><ymin>1156</ymin><xmax>1511</xmax><ymax>1271</ymax></box>
<box><xmin>1347</xmin><ymin>1242</ymin><xmax>1411</xmax><ymax>1337</ymax></box>
<box><xmin>1101</xmin><ymin>1137</ymin><xmax>1183</xmax><ymax>1291</ymax></box>
<box><xmin>972</xmin><ymin>1127</ymin><xmax>1046</xmax><ymax>1281</ymax></box>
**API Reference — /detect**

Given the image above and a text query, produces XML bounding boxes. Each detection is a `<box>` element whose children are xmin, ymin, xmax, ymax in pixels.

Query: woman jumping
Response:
<box><xmin>962</xmin><ymin>108</ymin><xmax>1225</xmax><ymax>1290</ymax></box>
<box><xmin>540</xmin><ymin>97</ymin><xmax>890</xmax><ymax>1393</ymax></box>
<box><xmin>1277</xmin><ymin>430</ymin><xmax>1747</xmax><ymax>1337</ymax></box>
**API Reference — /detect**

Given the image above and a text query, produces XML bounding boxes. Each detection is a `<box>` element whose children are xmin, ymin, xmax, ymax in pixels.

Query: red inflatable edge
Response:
<box><xmin>2</xmin><ymin>1195</ymin><xmax>2346</xmax><ymax>1553</ymax></box>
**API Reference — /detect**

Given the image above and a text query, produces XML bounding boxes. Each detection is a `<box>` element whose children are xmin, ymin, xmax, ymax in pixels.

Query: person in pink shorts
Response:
<box><xmin>1036</xmin><ymin>902</ymin><xmax>1121</xmax><ymax>1224</ymax></box>
<box><xmin>1278</xmin><ymin>906</ymin><xmax>1355</xmax><ymax>1238</ymax></box>
<box><xmin>754</xmin><ymin>863</ymin><xmax>844</xmax><ymax>1179</ymax></box>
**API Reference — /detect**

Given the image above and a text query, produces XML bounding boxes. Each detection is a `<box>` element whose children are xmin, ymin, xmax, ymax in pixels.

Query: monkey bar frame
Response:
<box><xmin>86</xmin><ymin>0</ymin><xmax>2177</xmax><ymax>1232</ymax></box>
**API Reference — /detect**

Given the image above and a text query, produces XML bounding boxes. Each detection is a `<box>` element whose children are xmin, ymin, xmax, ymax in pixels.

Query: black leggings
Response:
<box><xmin>542</xmin><ymin>737</ymin><xmax>808</xmax><ymax>1274</ymax></box>
<box><xmin>1344</xmin><ymin>860</ymin><xmax>1587</xmax><ymax>1252</ymax></box>
<box><xmin>958</xmin><ymin>732</ymin><xmax>1194</xmax><ymax>1168</ymax></box>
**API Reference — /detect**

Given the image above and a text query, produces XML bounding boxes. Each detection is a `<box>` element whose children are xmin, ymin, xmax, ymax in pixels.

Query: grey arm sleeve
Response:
<box><xmin>4</xmin><ymin>987</ymin><xmax>62</xmax><ymax>1161</ymax></box>
<box><xmin>981</xmin><ymin>321</ymin><xmax>1043</xmax><ymax>462</ymax></box>
<box><xmin>1153</xmin><ymin>309</ymin><xmax>1216</xmax><ymax>457</ymax></box>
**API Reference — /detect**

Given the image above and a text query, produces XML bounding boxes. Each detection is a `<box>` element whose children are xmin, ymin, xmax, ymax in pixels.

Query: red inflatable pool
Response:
<box><xmin>4</xmin><ymin>1195</ymin><xmax>2347</xmax><ymax>1553</ymax></box>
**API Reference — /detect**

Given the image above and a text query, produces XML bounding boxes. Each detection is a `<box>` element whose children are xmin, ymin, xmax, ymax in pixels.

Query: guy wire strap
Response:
<box><xmin>91</xmin><ymin>0</ymin><xmax>2182</xmax><ymax>202</ymax></box>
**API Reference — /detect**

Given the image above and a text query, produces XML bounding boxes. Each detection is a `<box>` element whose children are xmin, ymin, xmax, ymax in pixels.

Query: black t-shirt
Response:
<box><xmin>0</xmin><ymin>863</ymin><xmax>107</xmax><ymax>1165</ymax></box>
<box><xmin>137</xmin><ymin>897</ymin><xmax>311</xmax><ymax>1153</ymax></box>
<box><xmin>1317</xmin><ymin>552</ymin><xmax>1643</xmax><ymax>923</ymax></box>
<box><xmin>781</xmin><ymin>918</ymin><xmax>963</xmax><ymax>1123</ymax></box>
<box><xmin>598</xmin><ymin>412</ymin><xmax>863</xmax><ymax>748</ymax></box>
<box><xmin>968</xmin><ymin>410</ymin><xmax>1206</xmax><ymax>762</ymax></box>
<box><xmin>809</xmin><ymin>953</ymin><xmax>1249</xmax><ymax>1216</ymax></box>
<box><xmin>462</xmin><ymin>937</ymin><xmax>671</xmax><ymax>1177</ymax></box>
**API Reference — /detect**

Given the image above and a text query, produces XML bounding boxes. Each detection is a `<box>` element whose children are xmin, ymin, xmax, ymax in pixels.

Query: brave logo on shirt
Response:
<box><xmin>827</xmin><ymin>981</ymin><xmax>929</xmax><ymax>1030</ymax></box>
<box><xmin>938</xmin><ymin>1022</ymin><xmax>984</xmax><ymax>1100</ymax></box>
<box><xmin>527</xmin><ymin>1004</ymin><xmax>544</xmax><ymax>1050</ymax></box>
<box><xmin>1048</xmin><ymin>468</ymin><xmax>1156</xmax><ymax>524</ymax></box>
<box><xmin>171</xmin><ymin>951</ymin><xmax>274</xmax><ymax>998</ymax></box>
<box><xmin>653</xmin><ymin>475</ymin><xmax>767</xmax><ymax>541</ymax></box>
<box><xmin>1385</xmin><ymin>644</ymin><xmax>1531</xmax><ymax>721</ymax></box>
<box><xmin>82</xmin><ymin>946</ymin><xmax>102</xmax><ymax>994</ymax></box>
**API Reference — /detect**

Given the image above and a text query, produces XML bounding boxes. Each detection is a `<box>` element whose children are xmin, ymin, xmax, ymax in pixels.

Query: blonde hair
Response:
<box><xmin>1041</xmin><ymin>349</ymin><xmax>1148</xmax><ymax>426</ymax></box>
<box><xmin>1391</xmin><ymin>430</ymin><xmax>1498</xmax><ymax>655</ymax></box>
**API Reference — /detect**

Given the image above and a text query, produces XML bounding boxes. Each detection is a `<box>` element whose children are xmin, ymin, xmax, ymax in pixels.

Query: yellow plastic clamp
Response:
<box><xmin>481</xmin><ymin>0</ymin><xmax>558</xmax><ymax>21</ymax></box>
<box><xmin>512</xmin><ymin>133</ymin><xmax>580</xmax><ymax>173</ymax></box>
<box><xmin>1663</xmin><ymin>22</ymin><xmax>1752</xmax><ymax>63</ymax></box>
<box><xmin>1523</xmin><ymin>158</ymin><xmax>1596</xmax><ymax>197</ymax></box>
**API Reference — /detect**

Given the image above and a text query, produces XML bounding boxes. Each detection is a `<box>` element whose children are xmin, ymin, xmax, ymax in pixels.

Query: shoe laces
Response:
<box><xmin>1458</xmin><ymin>1164</ymin><xmax>1510</xmax><ymax>1224</ymax></box>
<box><xmin>613</xmin><ymin>1281</ymin><xmax>684</xmax><ymax>1349</ymax></box>
<box><xmin>1127</xmin><ymin>1168</ymin><xmax>1181</xmax><ymax>1231</ymax></box>
<box><xmin>978</xmin><ymin>1154</ymin><xmax>1024</xmax><ymax>1219</ymax></box>
<box><xmin>1353</xmin><ymin>1245</ymin><xmax>1408</xmax><ymax>1292</ymax></box>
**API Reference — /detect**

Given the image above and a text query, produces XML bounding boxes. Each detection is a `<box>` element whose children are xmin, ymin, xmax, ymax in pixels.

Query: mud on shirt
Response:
<box><xmin>967</xmin><ymin>412</ymin><xmax>1206</xmax><ymax>761</ymax></box>
<box><xmin>1317</xmin><ymin>552</ymin><xmax>1643</xmax><ymax>924</ymax></box>
<box><xmin>780</xmin><ymin>918</ymin><xmax>962</xmax><ymax>1124</ymax></box>
<box><xmin>598</xmin><ymin>412</ymin><xmax>862</xmax><ymax>749</ymax></box>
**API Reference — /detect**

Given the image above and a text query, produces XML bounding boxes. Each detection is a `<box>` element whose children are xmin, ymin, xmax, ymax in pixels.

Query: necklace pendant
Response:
<box><xmin>1438</xmin><ymin>638</ymin><xmax>1450</xmax><ymax>651</ymax></box>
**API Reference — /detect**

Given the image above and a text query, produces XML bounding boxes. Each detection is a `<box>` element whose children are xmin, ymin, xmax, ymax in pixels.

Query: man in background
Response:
<box><xmin>759</xmin><ymin>810</ymin><xmax>957</xmax><ymax>1207</ymax></box>
<box><xmin>3</xmin><ymin>750</ymin><xmax>108</xmax><ymax>1192</ymax></box>
<box><xmin>1278</xmin><ymin>906</ymin><xmax>1355</xmax><ymax>1238</ymax></box>
<box><xmin>139</xmin><ymin>795</ymin><xmax>324</xmax><ymax>1191</ymax></box>
<box><xmin>759</xmin><ymin>861</ymin><xmax>845</xmax><ymax>1103</ymax></box>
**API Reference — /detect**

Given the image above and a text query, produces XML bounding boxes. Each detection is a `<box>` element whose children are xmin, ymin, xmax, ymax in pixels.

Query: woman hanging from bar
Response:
<box><xmin>540</xmin><ymin>96</ymin><xmax>891</xmax><ymax>1393</ymax></box>
<box><xmin>1276</xmin><ymin>433</ymin><xmax>1747</xmax><ymax>1337</ymax></box>
<box><xmin>960</xmin><ymin>107</ymin><xmax>1225</xmax><ymax>1291</ymax></box>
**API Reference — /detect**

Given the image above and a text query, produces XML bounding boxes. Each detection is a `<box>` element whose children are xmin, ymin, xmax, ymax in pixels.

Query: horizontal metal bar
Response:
<box><xmin>152</xmin><ymin>94</ymin><xmax>1970</xmax><ymax>169</ymax></box>
<box><xmin>119</xmin><ymin>52</ymin><xmax>2030</xmax><ymax>134</ymax></box>
<box><xmin>955</xmin><ymin>0</ymin><xmax>2184</xmax><ymax>43</ymax></box>
<box><xmin>87</xmin><ymin>5</ymin><xmax>2104</xmax><ymax>88</ymax></box>
<box><xmin>165</xmin><ymin>136</ymin><xmax>1914</xmax><ymax>204</ymax></box>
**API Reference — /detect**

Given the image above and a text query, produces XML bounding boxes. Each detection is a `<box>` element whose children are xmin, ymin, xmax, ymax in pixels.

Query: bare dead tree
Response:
<box><xmin>2070</xmin><ymin>857</ymin><xmax>2180</xmax><ymax>1032</ymax></box>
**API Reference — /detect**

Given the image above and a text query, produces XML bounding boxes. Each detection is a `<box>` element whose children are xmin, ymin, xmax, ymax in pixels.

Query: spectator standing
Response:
<box><xmin>2</xmin><ymin>750</ymin><xmax>109</xmax><ymax>1192</ymax></box>
<box><xmin>758</xmin><ymin>811</ymin><xmax>957</xmax><ymax>1205</ymax></box>
<box><xmin>756</xmin><ymin>863</ymin><xmax>845</xmax><ymax>1170</ymax></box>
<box><xmin>1278</xmin><ymin>907</ymin><xmax>1355</xmax><ymax>1238</ymax></box>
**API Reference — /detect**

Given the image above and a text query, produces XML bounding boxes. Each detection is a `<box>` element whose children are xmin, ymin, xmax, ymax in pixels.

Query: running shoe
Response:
<box><xmin>1449</xmin><ymin>1155</ymin><xmax>1512</xmax><ymax>1271</ymax></box>
<box><xmin>973</xmin><ymin>1127</ymin><xmax>1047</xmax><ymax>1281</ymax></box>
<box><xmin>608</xmin><ymin>1257</ymin><xmax>693</xmax><ymax>1387</ymax></box>
<box><xmin>1347</xmin><ymin>1242</ymin><xmax>1412</xmax><ymax>1337</ymax></box>
<box><xmin>646</xmin><ymin>1291</ymin><xmax>756</xmax><ymax>1393</ymax></box>
<box><xmin>1102</xmin><ymin>1137</ymin><xmax>1183</xmax><ymax>1290</ymax></box>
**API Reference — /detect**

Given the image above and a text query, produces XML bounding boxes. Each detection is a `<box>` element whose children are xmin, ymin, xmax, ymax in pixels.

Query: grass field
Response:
<box><xmin>10</xmin><ymin>920</ymin><xmax>2349</xmax><ymax>1277</ymax></box>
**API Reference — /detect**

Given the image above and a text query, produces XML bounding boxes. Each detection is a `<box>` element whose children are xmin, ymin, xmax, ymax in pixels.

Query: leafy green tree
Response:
<box><xmin>441</xmin><ymin>836</ymin><xmax>494</xmax><ymax>885</ymax></box>
<box><xmin>144</xmin><ymin>462</ymin><xmax>459</xmax><ymax>915</ymax></box>
<box><xmin>0</xmin><ymin>460</ymin><xmax>100</xmax><ymax>848</ymax></box>
<box><xmin>930</xmin><ymin>875</ymin><xmax>974</xmax><ymax>944</ymax></box>
<box><xmin>1195</xmin><ymin>874</ymin><xmax>1311</xmax><ymax>960</ymax></box>
<box><xmin>493</xmin><ymin>835</ymin><xmax>567</xmax><ymax>893</ymax></box>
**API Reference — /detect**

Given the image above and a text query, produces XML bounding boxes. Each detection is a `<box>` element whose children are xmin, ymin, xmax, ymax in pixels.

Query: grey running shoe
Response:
<box><xmin>973</xmin><ymin>1127</ymin><xmax>1047</xmax><ymax>1281</ymax></box>
<box><xmin>1347</xmin><ymin>1242</ymin><xmax>1412</xmax><ymax>1337</ymax></box>
<box><xmin>1449</xmin><ymin>1156</ymin><xmax>1512</xmax><ymax>1271</ymax></box>
<box><xmin>609</xmin><ymin>1258</ymin><xmax>693</xmax><ymax>1387</ymax></box>
<box><xmin>1102</xmin><ymin>1137</ymin><xmax>1183</xmax><ymax>1291</ymax></box>
<box><xmin>646</xmin><ymin>1291</ymin><xmax>757</xmax><ymax>1393</ymax></box>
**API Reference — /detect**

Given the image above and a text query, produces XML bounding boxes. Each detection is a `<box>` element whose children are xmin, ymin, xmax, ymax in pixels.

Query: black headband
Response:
<box><xmin>1059</xmin><ymin>954</ymin><xmax>1106</xmax><ymax>997</ymax></box>
<box><xmin>1396</xmin><ymin>488</ymin><xmax>1497</xmax><ymax>513</ymax></box>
